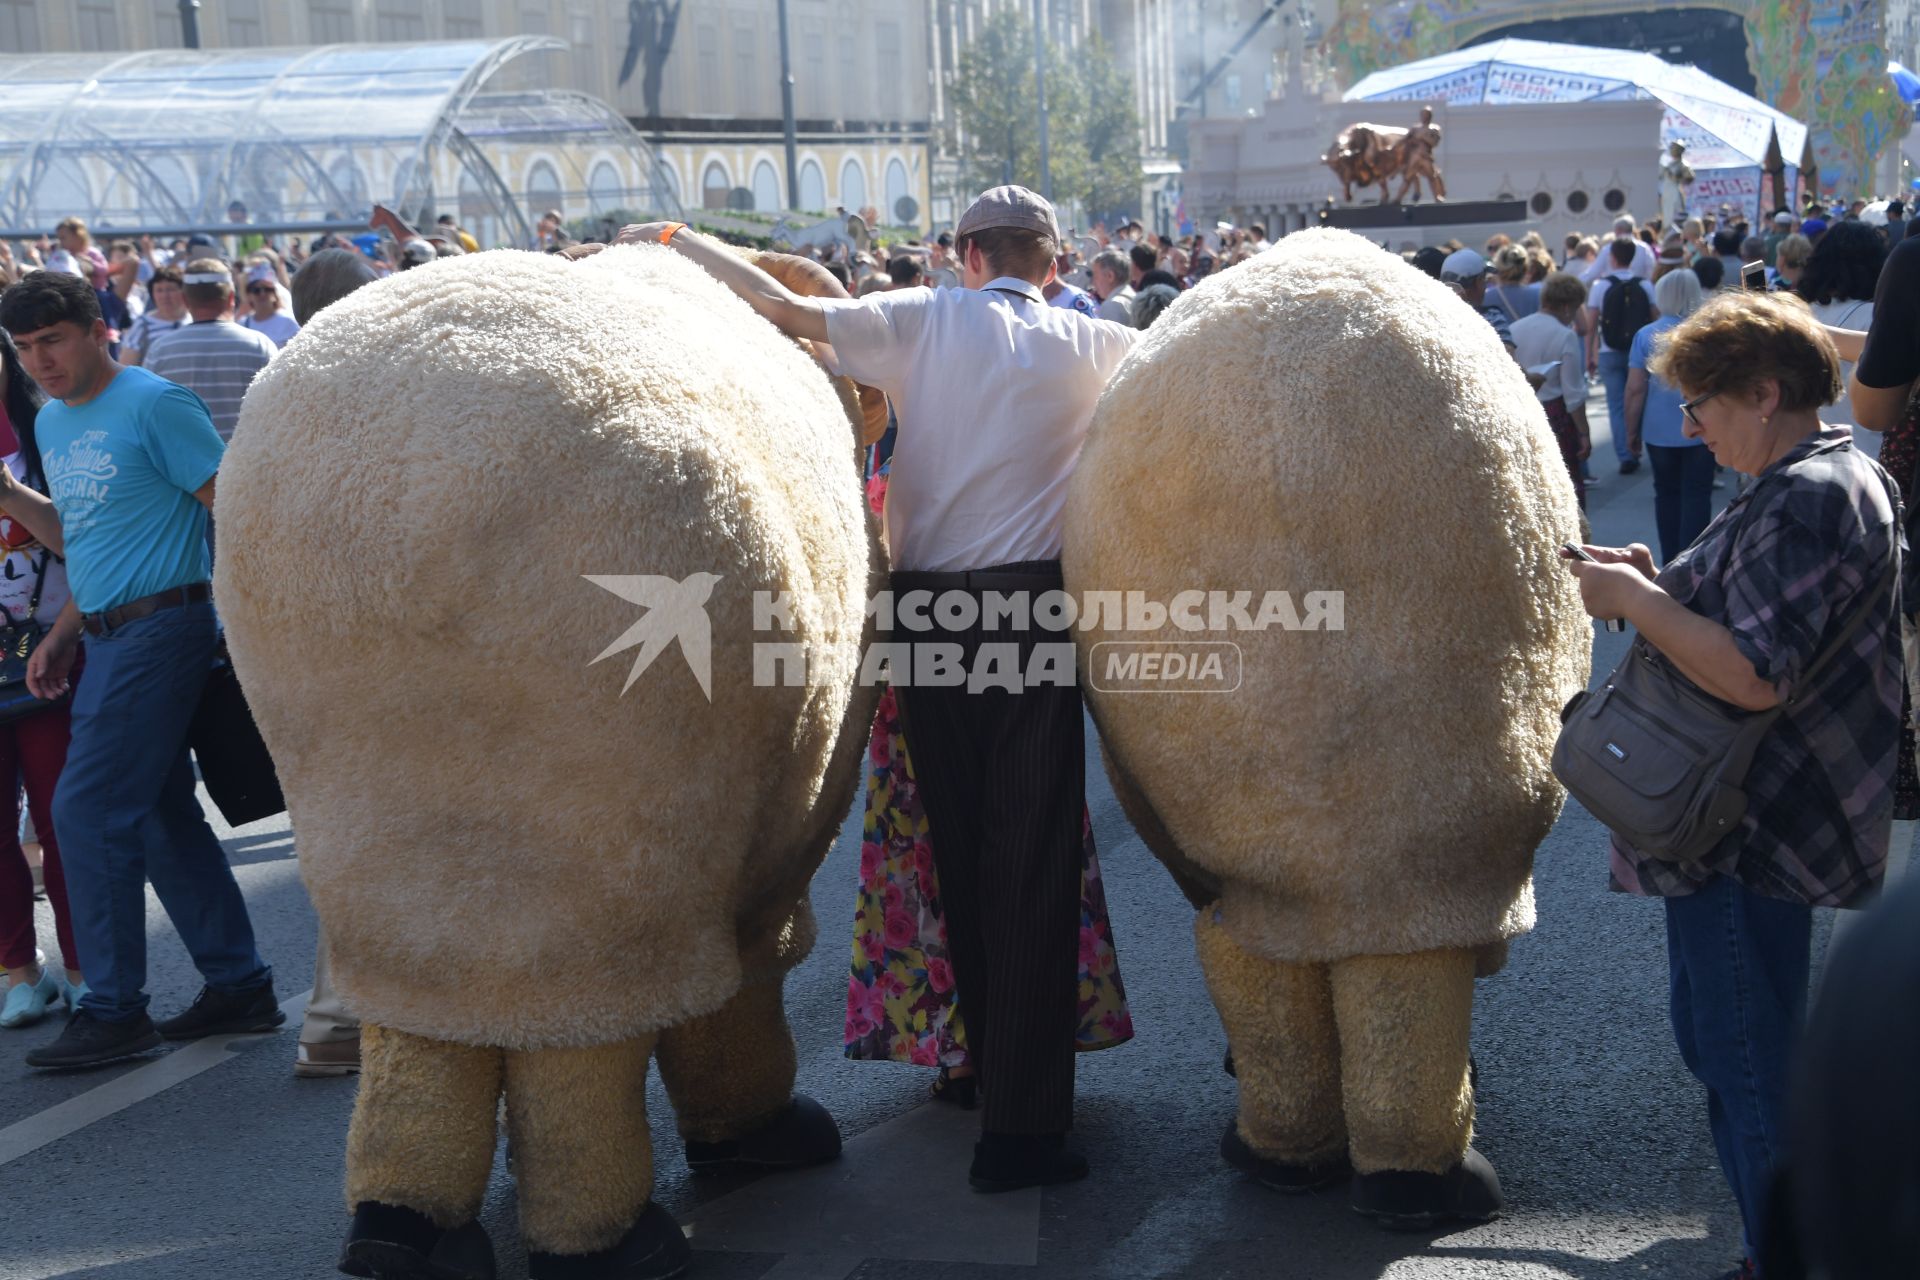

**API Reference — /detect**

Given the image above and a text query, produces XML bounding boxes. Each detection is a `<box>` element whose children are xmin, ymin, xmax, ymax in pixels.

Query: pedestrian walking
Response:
<box><xmin>0</xmin><ymin>271</ymin><xmax>279</xmax><ymax>1070</ymax></box>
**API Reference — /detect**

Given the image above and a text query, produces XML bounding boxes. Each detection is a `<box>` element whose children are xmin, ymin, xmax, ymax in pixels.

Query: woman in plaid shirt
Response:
<box><xmin>1563</xmin><ymin>292</ymin><xmax>1903</xmax><ymax>1280</ymax></box>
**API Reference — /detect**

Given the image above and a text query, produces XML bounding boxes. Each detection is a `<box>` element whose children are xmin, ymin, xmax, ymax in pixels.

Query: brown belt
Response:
<box><xmin>82</xmin><ymin>583</ymin><xmax>212</xmax><ymax>638</ymax></box>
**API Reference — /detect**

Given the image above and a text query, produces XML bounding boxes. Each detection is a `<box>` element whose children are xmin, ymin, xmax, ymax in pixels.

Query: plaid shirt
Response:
<box><xmin>1610</xmin><ymin>430</ymin><xmax>1904</xmax><ymax>908</ymax></box>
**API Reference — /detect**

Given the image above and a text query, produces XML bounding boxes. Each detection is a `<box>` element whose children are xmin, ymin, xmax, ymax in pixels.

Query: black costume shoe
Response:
<box><xmin>526</xmin><ymin>1203</ymin><xmax>691</xmax><ymax>1280</ymax></box>
<box><xmin>155</xmin><ymin>983</ymin><xmax>285</xmax><ymax>1040</ymax></box>
<box><xmin>968</xmin><ymin>1132</ymin><xmax>1089</xmax><ymax>1193</ymax></box>
<box><xmin>1350</xmin><ymin>1145</ymin><xmax>1504</xmax><ymax>1230</ymax></box>
<box><xmin>684</xmin><ymin>1093</ymin><xmax>842</xmax><ymax>1172</ymax></box>
<box><xmin>24</xmin><ymin>1011</ymin><xmax>164</xmax><ymax>1069</ymax></box>
<box><xmin>930</xmin><ymin>1067</ymin><xmax>978</xmax><ymax>1110</ymax></box>
<box><xmin>1219</xmin><ymin>1122</ymin><xmax>1350</xmax><ymax>1194</ymax></box>
<box><xmin>338</xmin><ymin>1202</ymin><xmax>496</xmax><ymax>1279</ymax></box>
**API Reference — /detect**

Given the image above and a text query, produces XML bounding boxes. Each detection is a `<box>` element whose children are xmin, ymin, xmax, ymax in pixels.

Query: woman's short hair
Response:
<box><xmin>955</xmin><ymin>227</ymin><xmax>1056</xmax><ymax>283</ymax></box>
<box><xmin>1683</xmin><ymin>218</ymin><xmax>1704</xmax><ymax>241</ymax></box>
<box><xmin>1131</xmin><ymin>282</ymin><xmax>1180</xmax><ymax>329</ymax></box>
<box><xmin>1492</xmin><ymin>244</ymin><xmax>1529</xmax><ymax>283</ymax></box>
<box><xmin>149</xmin><ymin>264</ymin><xmax>184</xmax><ymax>291</ymax></box>
<box><xmin>1525</xmin><ymin>247</ymin><xmax>1553</xmax><ymax>283</ymax></box>
<box><xmin>1649</xmin><ymin>291</ymin><xmax>1841</xmax><ymax>411</ymax></box>
<box><xmin>1795</xmin><ymin>219</ymin><xmax>1887</xmax><ymax>306</ymax></box>
<box><xmin>1652</xmin><ymin>267</ymin><xmax>1703</xmax><ymax>320</ymax></box>
<box><xmin>1538</xmin><ymin>271</ymin><xmax>1587</xmax><ymax>314</ymax></box>
<box><xmin>291</xmin><ymin>249</ymin><xmax>380</xmax><ymax>325</ymax></box>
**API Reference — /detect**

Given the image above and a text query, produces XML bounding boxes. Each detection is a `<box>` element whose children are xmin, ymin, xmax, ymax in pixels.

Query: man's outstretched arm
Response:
<box><xmin>615</xmin><ymin>222</ymin><xmax>830</xmax><ymax>345</ymax></box>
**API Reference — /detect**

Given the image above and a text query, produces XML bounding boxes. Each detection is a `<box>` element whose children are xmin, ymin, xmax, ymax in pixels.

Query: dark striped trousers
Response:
<box><xmin>889</xmin><ymin>560</ymin><xmax>1084</xmax><ymax>1136</ymax></box>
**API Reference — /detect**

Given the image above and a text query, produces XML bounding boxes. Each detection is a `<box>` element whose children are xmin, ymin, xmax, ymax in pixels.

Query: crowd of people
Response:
<box><xmin>0</xmin><ymin>182</ymin><xmax>1916</xmax><ymax>1279</ymax></box>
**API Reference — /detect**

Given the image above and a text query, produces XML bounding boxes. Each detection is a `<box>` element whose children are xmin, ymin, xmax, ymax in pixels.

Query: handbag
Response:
<box><xmin>1551</xmin><ymin>448</ymin><xmax>1900</xmax><ymax>863</ymax></box>
<box><xmin>189</xmin><ymin>642</ymin><xmax>287</xmax><ymax>827</ymax></box>
<box><xmin>0</xmin><ymin>550</ymin><xmax>65</xmax><ymax>726</ymax></box>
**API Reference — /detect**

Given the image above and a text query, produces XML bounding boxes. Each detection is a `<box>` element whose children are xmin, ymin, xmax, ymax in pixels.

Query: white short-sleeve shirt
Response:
<box><xmin>817</xmin><ymin>277</ymin><xmax>1140</xmax><ymax>573</ymax></box>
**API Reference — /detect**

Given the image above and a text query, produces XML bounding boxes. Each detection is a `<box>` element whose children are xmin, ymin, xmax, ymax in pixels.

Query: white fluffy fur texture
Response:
<box><xmin>215</xmin><ymin>246</ymin><xmax>881</xmax><ymax>1048</ymax></box>
<box><xmin>1065</xmin><ymin>229</ymin><xmax>1591</xmax><ymax>965</ymax></box>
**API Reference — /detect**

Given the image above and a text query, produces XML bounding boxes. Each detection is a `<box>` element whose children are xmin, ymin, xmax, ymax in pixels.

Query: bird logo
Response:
<box><xmin>584</xmin><ymin>572</ymin><xmax>723</xmax><ymax>700</ymax></box>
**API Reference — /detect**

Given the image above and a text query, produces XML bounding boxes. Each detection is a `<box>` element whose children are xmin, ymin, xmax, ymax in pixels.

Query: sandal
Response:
<box><xmin>930</xmin><ymin>1067</ymin><xmax>978</xmax><ymax>1110</ymax></box>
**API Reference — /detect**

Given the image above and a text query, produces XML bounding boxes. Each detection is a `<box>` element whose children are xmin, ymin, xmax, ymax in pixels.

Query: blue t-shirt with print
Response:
<box><xmin>36</xmin><ymin>365</ymin><xmax>223</xmax><ymax>614</ymax></box>
<box><xmin>1629</xmin><ymin>314</ymin><xmax>1698</xmax><ymax>451</ymax></box>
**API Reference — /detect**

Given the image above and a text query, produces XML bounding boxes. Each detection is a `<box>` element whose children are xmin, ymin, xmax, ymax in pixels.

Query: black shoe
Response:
<box><xmin>684</xmin><ymin>1093</ymin><xmax>842</xmax><ymax>1172</ymax></box>
<box><xmin>526</xmin><ymin>1202</ymin><xmax>690</xmax><ymax>1280</ymax></box>
<box><xmin>339</xmin><ymin>1202</ymin><xmax>496</xmax><ymax>1280</ymax></box>
<box><xmin>154</xmin><ymin>982</ymin><xmax>285</xmax><ymax>1040</ymax></box>
<box><xmin>1223</xmin><ymin>1049</ymin><xmax>1236</xmax><ymax>1078</ymax></box>
<box><xmin>1219</xmin><ymin>1121</ymin><xmax>1350</xmax><ymax>1194</ymax></box>
<box><xmin>968</xmin><ymin>1132</ymin><xmax>1089</xmax><ymax>1193</ymax></box>
<box><xmin>24</xmin><ymin>1010</ymin><xmax>164</xmax><ymax>1069</ymax></box>
<box><xmin>930</xmin><ymin>1067</ymin><xmax>978</xmax><ymax>1110</ymax></box>
<box><xmin>1350</xmin><ymin>1145</ymin><xmax>1504</xmax><ymax>1230</ymax></box>
<box><xmin>1619</xmin><ymin>458</ymin><xmax>1641</xmax><ymax>475</ymax></box>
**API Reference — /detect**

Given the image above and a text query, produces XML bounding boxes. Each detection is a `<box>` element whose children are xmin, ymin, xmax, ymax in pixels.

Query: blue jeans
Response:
<box><xmin>1597</xmin><ymin>348</ymin><xmax>1635</xmax><ymax>465</ymax></box>
<box><xmin>1665</xmin><ymin>876</ymin><xmax>1812</xmax><ymax>1268</ymax></box>
<box><xmin>54</xmin><ymin>600</ymin><xmax>269</xmax><ymax>1021</ymax></box>
<box><xmin>1648</xmin><ymin>443</ymin><xmax>1717</xmax><ymax>565</ymax></box>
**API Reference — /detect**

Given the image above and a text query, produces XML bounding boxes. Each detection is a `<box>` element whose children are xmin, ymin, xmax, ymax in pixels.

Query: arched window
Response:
<box><xmin>656</xmin><ymin>161</ymin><xmax>680</xmax><ymax>209</ymax></box>
<box><xmin>751</xmin><ymin>160</ymin><xmax>781</xmax><ymax>213</ymax></box>
<box><xmin>884</xmin><ymin>157</ymin><xmax>910</xmax><ymax>222</ymax></box>
<box><xmin>589</xmin><ymin>160</ymin><xmax>624</xmax><ymax>216</ymax></box>
<box><xmin>797</xmin><ymin>159</ymin><xmax>825</xmax><ymax>213</ymax></box>
<box><xmin>525</xmin><ymin>159</ymin><xmax>562</xmax><ymax>217</ymax></box>
<box><xmin>702</xmin><ymin>161</ymin><xmax>731</xmax><ymax>210</ymax></box>
<box><xmin>839</xmin><ymin>157</ymin><xmax>867</xmax><ymax>213</ymax></box>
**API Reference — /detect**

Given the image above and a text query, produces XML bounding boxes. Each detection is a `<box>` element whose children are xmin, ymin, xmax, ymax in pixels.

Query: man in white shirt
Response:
<box><xmin>1509</xmin><ymin>272</ymin><xmax>1592</xmax><ymax>507</ymax></box>
<box><xmin>1578</xmin><ymin>216</ymin><xmax>1655</xmax><ymax>284</ymax></box>
<box><xmin>1089</xmin><ymin>250</ymin><xmax>1136</xmax><ymax>326</ymax></box>
<box><xmin>618</xmin><ymin>186</ymin><xmax>1137</xmax><ymax>1193</ymax></box>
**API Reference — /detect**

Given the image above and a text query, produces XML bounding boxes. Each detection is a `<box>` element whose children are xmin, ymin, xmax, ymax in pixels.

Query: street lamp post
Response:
<box><xmin>776</xmin><ymin>0</ymin><xmax>799</xmax><ymax>210</ymax></box>
<box><xmin>178</xmin><ymin>0</ymin><xmax>201</xmax><ymax>49</ymax></box>
<box><xmin>1033</xmin><ymin>0</ymin><xmax>1050</xmax><ymax>201</ymax></box>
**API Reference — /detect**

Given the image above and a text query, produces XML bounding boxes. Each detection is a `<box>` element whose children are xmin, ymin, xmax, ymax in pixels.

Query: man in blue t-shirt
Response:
<box><xmin>0</xmin><ymin>270</ymin><xmax>277</xmax><ymax>1069</ymax></box>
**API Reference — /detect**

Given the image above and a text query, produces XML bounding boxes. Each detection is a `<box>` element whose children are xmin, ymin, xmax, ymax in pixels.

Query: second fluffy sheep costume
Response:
<box><xmin>215</xmin><ymin>244</ymin><xmax>883</xmax><ymax>1277</ymax></box>
<box><xmin>1065</xmin><ymin>228</ymin><xmax>1591</xmax><ymax>1225</ymax></box>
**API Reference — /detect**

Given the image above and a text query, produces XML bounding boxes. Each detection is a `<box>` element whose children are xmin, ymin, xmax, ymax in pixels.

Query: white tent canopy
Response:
<box><xmin>1347</xmin><ymin>39</ymin><xmax>1808</xmax><ymax>218</ymax></box>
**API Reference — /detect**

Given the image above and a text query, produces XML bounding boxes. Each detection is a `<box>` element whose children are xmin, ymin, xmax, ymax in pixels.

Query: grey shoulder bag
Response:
<box><xmin>1551</xmin><ymin>458</ymin><xmax>1899</xmax><ymax>864</ymax></box>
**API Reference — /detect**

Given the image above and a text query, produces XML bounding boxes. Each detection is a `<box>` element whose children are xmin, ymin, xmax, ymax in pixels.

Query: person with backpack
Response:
<box><xmin>1588</xmin><ymin>237</ymin><xmax>1660</xmax><ymax>473</ymax></box>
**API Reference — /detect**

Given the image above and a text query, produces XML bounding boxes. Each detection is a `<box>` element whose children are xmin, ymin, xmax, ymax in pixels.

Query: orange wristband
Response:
<box><xmin>659</xmin><ymin>222</ymin><xmax>688</xmax><ymax>245</ymax></box>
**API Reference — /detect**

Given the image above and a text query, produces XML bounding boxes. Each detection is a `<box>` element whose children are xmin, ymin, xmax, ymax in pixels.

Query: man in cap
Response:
<box><xmin>618</xmin><ymin>186</ymin><xmax>1137</xmax><ymax>1190</ymax></box>
<box><xmin>1440</xmin><ymin>248</ymin><xmax>1515</xmax><ymax>353</ymax></box>
<box><xmin>1763</xmin><ymin>209</ymin><xmax>1795</xmax><ymax>266</ymax></box>
<box><xmin>141</xmin><ymin>258</ymin><xmax>277</xmax><ymax>443</ymax></box>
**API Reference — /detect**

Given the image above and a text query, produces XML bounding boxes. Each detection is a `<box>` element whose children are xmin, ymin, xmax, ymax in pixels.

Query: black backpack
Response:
<box><xmin>1600</xmin><ymin>274</ymin><xmax>1652</xmax><ymax>350</ymax></box>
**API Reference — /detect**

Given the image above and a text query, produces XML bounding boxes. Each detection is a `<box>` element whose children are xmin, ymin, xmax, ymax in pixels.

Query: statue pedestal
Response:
<box><xmin>1318</xmin><ymin>199</ymin><xmax>1529</xmax><ymax>230</ymax></box>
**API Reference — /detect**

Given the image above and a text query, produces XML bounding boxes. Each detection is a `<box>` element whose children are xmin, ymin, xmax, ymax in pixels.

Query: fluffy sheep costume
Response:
<box><xmin>214</xmin><ymin>245</ymin><xmax>883</xmax><ymax>1279</ymax></box>
<box><xmin>1064</xmin><ymin>229</ymin><xmax>1590</xmax><ymax>1225</ymax></box>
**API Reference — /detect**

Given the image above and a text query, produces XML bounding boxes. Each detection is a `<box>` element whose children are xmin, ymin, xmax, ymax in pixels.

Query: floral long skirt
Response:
<box><xmin>844</xmin><ymin>683</ymin><xmax>1135</xmax><ymax>1068</ymax></box>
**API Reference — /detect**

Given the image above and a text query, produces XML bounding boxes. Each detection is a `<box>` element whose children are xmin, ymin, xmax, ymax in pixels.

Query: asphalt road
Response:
<box><xmin>0</xmin><ymin>395</ymin><xmax>1856</xmax><ymax>1279</ymax></box>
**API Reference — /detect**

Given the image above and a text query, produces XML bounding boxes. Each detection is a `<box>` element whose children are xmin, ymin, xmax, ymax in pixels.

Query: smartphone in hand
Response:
<box><xmin>1561</xmin><ymin>544</ymin><xmax>1627</xmax><ymax>632</ymax></box>
<box><xmin>1742</xmin><ymin>260</ymin><xmax>1768</xmax><ymax>291</ymax></box>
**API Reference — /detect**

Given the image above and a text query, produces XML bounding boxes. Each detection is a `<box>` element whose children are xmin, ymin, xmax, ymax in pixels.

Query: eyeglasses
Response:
<box><xmin>1680</xmin><ymin>391</ymin><xmax>1718</xmax><ymax>428</ymax></box>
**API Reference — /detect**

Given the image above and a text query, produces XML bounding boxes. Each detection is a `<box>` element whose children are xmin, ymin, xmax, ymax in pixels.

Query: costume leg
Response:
<box><xmin>1196</xmin><ymin>907</ymin><xmax>1345</xmax><ymax>1167</ymax></box>
<box><xmin>656</xmin><ymin>966</ymin><xmax>797</xmax><ymax>1143</ymax></box>
<box><xmin>345</xmin><ymin>1022</ymin><xmax>500</xmax><ymax>1224</ymax></box>
<box><xmin>1328</xmin><ymin>947</ymin><xmax>1477</xmax><ymax>1176</ymax></box>
<box><xmin>504</xmin><ymin>1035</ymin><xmax>657</xmax><ymax>1256</ymax></box>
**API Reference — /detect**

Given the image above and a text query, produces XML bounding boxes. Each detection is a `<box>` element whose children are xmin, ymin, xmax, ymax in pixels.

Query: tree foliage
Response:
<box><xmin>945</xmin><ymin>10</ymin><xmax>1147</xmax><ymax>223</ymax></box>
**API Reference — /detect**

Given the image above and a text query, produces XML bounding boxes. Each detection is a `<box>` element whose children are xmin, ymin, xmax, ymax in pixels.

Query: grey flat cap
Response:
<box><xmin>957</xmin><ymin>185</ymin><xmax>1060</xmax><ymax>241</ymax></box>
